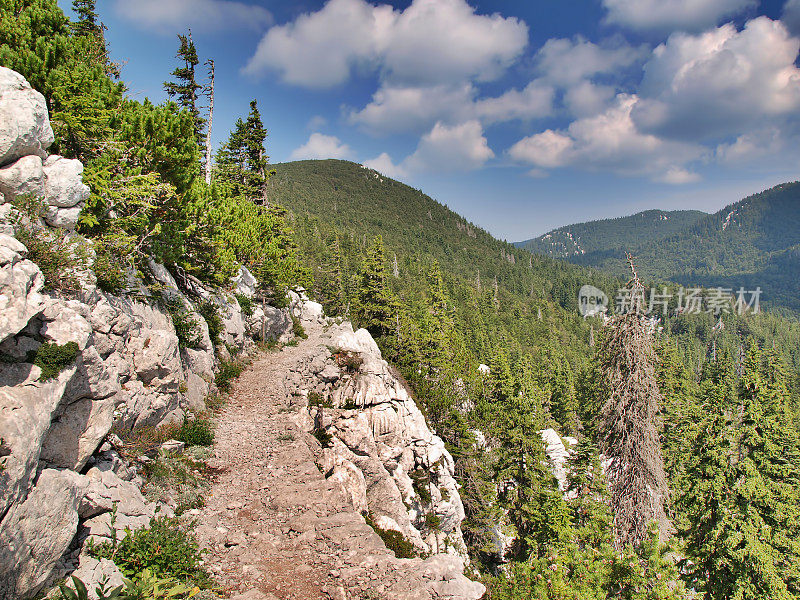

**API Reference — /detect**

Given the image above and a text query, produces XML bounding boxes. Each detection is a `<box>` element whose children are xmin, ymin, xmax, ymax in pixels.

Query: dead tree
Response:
<box><xmin>598</xmin><ymin>254</ymin><xmax>671</xmax><ymax>549</ymax></box>
<box><xmin>203</xmin><ymin>59</ymin><xmax>215</xmax><ymax>185</ymax></box>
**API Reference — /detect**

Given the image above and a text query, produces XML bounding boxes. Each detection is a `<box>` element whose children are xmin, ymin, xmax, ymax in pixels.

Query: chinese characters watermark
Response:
<box><xmin>579</xmin><ymin>285</ymin><xmax>761</xmax><ymax>317</ymax></box>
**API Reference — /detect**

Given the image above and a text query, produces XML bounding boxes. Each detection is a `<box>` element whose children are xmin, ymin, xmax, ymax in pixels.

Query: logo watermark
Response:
<box><xmin>578</xmin><ymin>285</ymin><xmax>761</xmax><ymax>318</ymax></box>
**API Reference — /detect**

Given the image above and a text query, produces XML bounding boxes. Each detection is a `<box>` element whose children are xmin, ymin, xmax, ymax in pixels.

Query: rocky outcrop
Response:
<box><xmin>0</xmin><ymin>68</ymin><xmax>294</xmax><ymax>600</ymax></box>
<box><xmin>286</xmin><ymin>293</ymin><xmax>470</xmax><ymax>561</ymax></box>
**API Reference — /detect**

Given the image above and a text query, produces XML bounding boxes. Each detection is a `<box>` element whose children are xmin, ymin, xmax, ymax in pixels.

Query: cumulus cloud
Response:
<box><xmin>348</xmin><ymin>84</ymin><xmax>477</xmax><ymax>135</ymax></box>
<box><xmin>404</xmin><ymin>120</ymin><xmax>495</xmax><ymax>173</ymax></box>
<box><xmin>363</xmin><ymin>152</ymin><xmax>408</xmax><ymax>179</ymax></box>
<box><xmin>365</xmin><ymin>121</ymin><xmax>494</xmax><ymax>178</ymax></box>
<box><xmin>508</xmin><ymin>94</ymin><xmax>705</xmax><ymax>181</ymax></box>
<box><xmin>782</xmin><ymin>0</ymin><xmax>800</xmax><ymax>35</ymax></box>
<box><xmin>632</xmin><ymin>17</ymin><xmax>800</xmax><ymax>141</ymax></box>
<box><xmin>243</xmin><ymin>0</ymin><xmax>528</xmax><ymax>87</ymax></box>
<box><xmin>715</xmin><ymin>128</ymin><xmax>786</xmax><ymax>164</ymax></box>
<box><xmin>602</xmin><ymin>0</ymin><xmax>756</xmax><ymax>32</ymax></box>
<box><xmin>290</xmin><ymin>133</ymin><xmax>354</xmax><ymax>160</ymax></box>
<box><xmin>535</xmin><ymin>36</ymin><xmax>646</xmax><ymax>87</ymax></box>
<box><xmin>114</xmin><ymin>0</ymin><xmax>272</xmax><ymax>33</ymax></box>
<box><xmin>348</xmin><ymin>81</ymin><xmax>554</xmax><ymax>135</ymax></box>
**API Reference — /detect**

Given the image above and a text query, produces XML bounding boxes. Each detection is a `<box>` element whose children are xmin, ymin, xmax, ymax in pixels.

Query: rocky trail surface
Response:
<box><xmin>196</xmin><ymin>319</ymin><xmax>485</xmax><ymax>600</ymax></box>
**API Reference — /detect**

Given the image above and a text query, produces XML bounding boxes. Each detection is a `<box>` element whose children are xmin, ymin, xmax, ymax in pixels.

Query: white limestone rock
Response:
<box><xmin>0</xmin><ymin>469</ymin><xmax>85</xmax><ymax>600</ymax></box>
<box><xmin>42</xmin><ymin>156</ymin><xmax>90</xmax><ymax>208</ymax></box>
<box><xmin>0</xmin><ymin>154</ymin><xmax>44</xmax><ymax>201</ymax></box>
<box><xmin>0</xmin><ymin>67</ymin><xmax>54</xmax><ymax>166</ymax></box>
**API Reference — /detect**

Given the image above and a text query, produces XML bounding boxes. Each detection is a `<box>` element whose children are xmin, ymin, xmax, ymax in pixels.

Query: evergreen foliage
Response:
<box><xmin>163</xmin><ymin>33</ymin><xmax>204</xmax><ymax>149</ymax></box>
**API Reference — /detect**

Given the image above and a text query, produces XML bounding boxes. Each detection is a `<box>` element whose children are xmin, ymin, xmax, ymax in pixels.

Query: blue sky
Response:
<box><xmin>60</xmin><ymin>0</ymin><xmax>800</xmax><ymax>240</ymax></box>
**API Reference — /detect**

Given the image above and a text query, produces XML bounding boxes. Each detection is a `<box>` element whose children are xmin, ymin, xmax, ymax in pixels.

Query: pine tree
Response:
<box><xmin>215</xmin><ymin>100</ymin><xmax>269</xmax><ymax>201</ymax></box>
<box><xmin>163</xmin><ymin>32</ymin><xmax>205</xmax><ymax>148</ymax></box>
<box><xmin>353</xmin><ymin>235</ymin><xmax>397</xmax><ymax>337</ymax></box>
<box><xmin>71</xmin><ymin>0</ymin><xmax>100</xmax><ymax>37</ymax></box>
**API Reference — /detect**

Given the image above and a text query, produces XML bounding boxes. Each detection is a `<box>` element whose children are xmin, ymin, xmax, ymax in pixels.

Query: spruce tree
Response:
<box><xmin>164</xmin><ymin>33</ymin><xmax>205</xmax><ymax>148</ymax></box>
<box><xmin>215</xmin><ymin>100</ymin><xmax>269</xmax><ymax>201</ymax></box>
<box><xmin>71</xmin><ymin>0</ymin><xmax>100</xmax><ymax>37</ymax></box>
<box><xmin>353</xmin><ymin>235</ymin><xmax>397</xmax><ymax>337</ymax></box>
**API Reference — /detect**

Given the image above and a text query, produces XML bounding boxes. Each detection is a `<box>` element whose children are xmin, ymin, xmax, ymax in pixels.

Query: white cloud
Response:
<box><xmin>363</xmin><ymin>153</ymin><xmax>408</xmax><ymax>179</ymax></box>
<box><xmin>404</xmin><ymin>120</ymin><xmax>494</xmax><ymax>173</ymax></box>
<box><xmin>656</xmin><ymin>167</ymin><xmax>702</xmax><ymax>184</ymax></box>
<box><xmin>508</xmin><ymin>94</ymin><xmax>705</xmax><ymax>181</ymax></box>
<box><xmin>602</xmin><ymin>0</ymin><xmax>756</xmax><ymax>32</ymax></box>
<box><xmin>783</xmin><ymin>0</ymin><xmax>800</xmax><ymax>35</ymax></box>
<box><xmin>114</xmin><ymin>0</ymin><xmax>272</xmax><ymax>33</ymax></box>
<box><xmin>715</xmin><ymin>128</ymin><xmax>786</xmax><ymax>164</ymax></box>
<box><xmin>290</xmin><ymin>133</ymin><xmax>354</xmax><ymax>160</ymax></box>
<box><xmin>348</xmin><ymin>81</ymin><xmax>554</xmax><ymax>135</ymax></box>
<box><xmin>633</xmin><ymin>17</ymin><xmax>800</xmax><ymax>141</ymax></box>
<box><xmin>474</xmin><ymin>81</ymin><xmax>555</xmax><ymax>124</ymax></box>
<box><xmin>535</xmin><ymin>36</ymin><xmax>646</xmax><ymax>87</ymax></box>
<box><xmin>243</xmin><ymin>0</ymin><xmax>528</xmax><ymax>87</ymax></box>
<box><xmin>563</xmin><ymin>81</ymin><xmax>616</xmax><ymax>117</ymax></box>
<box><xmin>348</xmin><ymin>84</ymin><xmax>476</xmax><ymax>135</ymax></box>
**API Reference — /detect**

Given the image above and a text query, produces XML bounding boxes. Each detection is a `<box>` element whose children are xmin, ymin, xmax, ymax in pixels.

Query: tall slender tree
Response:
<box><xmin>164</xmin><ymin>32</ymin><xmax>205</xmax><ymax>148</ymax></box>
<box><xmin>598</xmin><ymin>256</ymin><xmax>670</xmax><ymax>549</ymax></box>
<box><xmin>215</xmin><ymin>100</ymin><xmax>269</xmax><ymax>201</ymax></box>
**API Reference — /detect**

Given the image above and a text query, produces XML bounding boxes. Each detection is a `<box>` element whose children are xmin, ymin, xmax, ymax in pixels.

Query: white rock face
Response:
<box><xmin>0</xmin><ymin>234</ymin><xmax>44</xmax><ymax>344</ymax></box>
<box><xmin>42</xmin><ymin>156</ymin><xmax>90</xmax><ymax>208</ymax></box>
<box><xmin>0</xmin><ymin>66</ymin><xmax>54</xmax><ymax>166</ymax></box>
<box><xmin>288</xmin><ymin>299</ymin><xmax>470</xmax><ymax>561</ymax></box>
<box><xmin>541</xmin><ymin>428</ymin><xmax>572</xmax><ymax>491</ymax></box>
<box><xmin>0</xmin><ymin>469</ymin><xmax>85</xmax><ymax>600</ymax></box>
<box><xmin>0</xmin><ymin>154</ymin><xmax>45</xmax><ymax>200</ymax></box>
<box><xmin>63</xmin><ymin>556</ymin><xmax>124</xmax><ymax>600</ymax></box>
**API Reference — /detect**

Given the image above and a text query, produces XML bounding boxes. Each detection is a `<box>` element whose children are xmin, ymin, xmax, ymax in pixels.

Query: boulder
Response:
<box><xmin>0</xmin><ymin>154</ymin><xmax>44</xmax><ymax>201</ymax></box>
<box><xmin>233</xmin><ymin>265</ymin><xmax>257</xmax><ymax>298</ymax></box>
<box><xmin>42</xmin><ymin>156</ymin><xmax>90</xmax><ymax>208</ymax></box>
<box><xmin>0</xmin><ymin>66</ymin><xmax>54</xmax><ymax>166</ymax></box>
<box><xmin>0</xmin><ymin>469</ymin><xmax>85</xmax><ymax>600</ymax></box>
<box><xmin>0</xmin><ymin>233</ymin><xmax>44</xmax><ymax>344</ymax></box>
<box><xmin>63</xmin><ymin>556</ymin><xmax>124</xmax><ymax>600</ymax></box>
<box><xmin>43</xmin><ymin>204</ymin><xmax>82</xmax><ymax>230</ymax></box>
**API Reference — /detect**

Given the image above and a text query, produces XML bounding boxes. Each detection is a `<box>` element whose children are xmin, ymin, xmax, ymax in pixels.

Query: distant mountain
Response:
<box><xmin>515</xmin><ymin>209</ymin><xmax>707</xmax><ymax>258</ymax></box>
<box><xmin>520</xmin><ymin>183</ymin><xmax>800</xmax><ymax>315</ymax></box>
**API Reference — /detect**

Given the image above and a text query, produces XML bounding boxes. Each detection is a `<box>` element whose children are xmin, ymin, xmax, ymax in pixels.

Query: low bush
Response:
<box><xmin>88</xmin><ymin>517</ymin><xmax>211</xmax><ymax>588</ymax></box>
<box><xmin>143</xmin><ymin>453</ymin><xmax>211</xmax><ymax>516</ymax></box>
<box><xmin>312</xmin><ymin>427</ymin><xmax>333</xmax><ymax>448</ymax></box>
<box><xmin>162</xmin><ymin>296</ymin><xmax>201</xmax><ymax>350</ymax></box>
<box><xmin>59</xmin><ymin>569</ymin><xmax>200</xmax><ymax>600</ymax></box>
<box><xmin>233</xmin><ymin>293</ymin><xmax>254</xmax><ymax>317</ymax></box>
<box><xmin>363</xmin><ymin>513</ymin><xmax>418</xmax><ymax>559</ymax></box>
<box><xmin>215</xmin><ymin>360</ymin><xmax>244</xmax><ymax>394</ymax></box>
<box><xmin>32</xmin><ymin>341</ymin><xmax>79</xmax><ymax>381</ymax></box>
<box><xmin>197</xmin><ymin>300</ymin><xmax>222</xmax><ymax>347</ymax></box>
<box><xmin>174</xmin><ymin>418</ymin><xmax>214</xmax><ymax>447</ymax></box>
<box><xmin>410</xmin><ymin>469</ymin><xmax>432</xmax><ymax>505</ymax></box>
<box><xmin>291</xmin><ymin>315</ymin><xmax>307</xmax><ymax>339</ymax></box>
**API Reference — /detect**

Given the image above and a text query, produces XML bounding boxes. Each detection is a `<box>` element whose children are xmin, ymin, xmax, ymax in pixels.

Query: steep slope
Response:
<box><xmin>515</xmin><ymin>209</ymin><xmax>706</xmax><ymax>258</ymax></box>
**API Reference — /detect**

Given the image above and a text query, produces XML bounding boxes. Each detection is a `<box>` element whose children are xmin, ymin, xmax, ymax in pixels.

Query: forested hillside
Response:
<box><xmin>269</xmin><ymin>159</ymin><xmax>800</xmax><ymax>598</ymax></box>
<box><xmin>516</xmin><ymin>209</ymin><xmax>706</xmax><ymax>258</ymax></box>
<box><xmin>526</xmin><ymin>183</ymin><xmax>800</xmax><ymax>315</ymax></box>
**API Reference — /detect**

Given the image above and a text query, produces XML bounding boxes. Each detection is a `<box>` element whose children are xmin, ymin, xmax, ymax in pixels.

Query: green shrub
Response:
<box><xmin>364</xmin><ymin>513</ymin><xmax>418</xmax><ymax>559</ymax></box>
<box><xmin>234</xmin><ymin>293</ymin><xmax>254</xmax><ymax>317</ymax></box>
<box><xmin>143</xmin><ymin>453</ymin><xmax>211</xmax><ymax>516</ymax></box>
<box><xmin>163</xmin><ymin>296</ymin><xmax>201</xmax><ymax>350</ymax></box>
<box><xmin>215</xmin><ymin>360</ymin><xmax>244</xmax><ymax>393</ymax></box>
<box><xmin>174</xmin><ymin>418</ymin><xmax>213</xmax><ymax>447</ymax></box>
<box><xmin>197</xmin><ymin>300</ymin><xmax>222</xmax><ymax>347</ymax></box>
<box><xmin>425</xmin><ymin>512</ymin><xmax>442</xmax><ymax>531</ymax></box>
<box><xmin>31</xmin><ymin>341</ymin><xmax>79</xmax><ymax>381</ymax></box>
<box><xmin>93</xmin><ymin>239</ymin><xmax>128</xmax><ymax>294</ymax></box>
<box><xmin>291</xmin><ymin>315</ymin><xmax>307</xmax><ymax>339</ymax></box>
<box><xmin>410</xmin><ymin>469</ymin><xmax>432</xmax><ymax>505</ymax></box>
<box><xmin>307</xmin><ymin>392</ymin><xmax>333</xmax><ymax>408</ymax></box>
<box><xmin>88</xmin><ymin>517</ymin><xmax>211</xmax><ymax>588</ymax></box>
<box><xmin>312</xmin><ymin>427</ymin><xmax>333</xmax><ymax>448</ymax></box>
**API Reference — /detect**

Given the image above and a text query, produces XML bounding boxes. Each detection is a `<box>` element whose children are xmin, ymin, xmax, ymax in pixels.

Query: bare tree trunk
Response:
<box><xmin>204</xmin><ymin>59</ymin><xmax>215</xmax><ymax>185</ymax></box>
